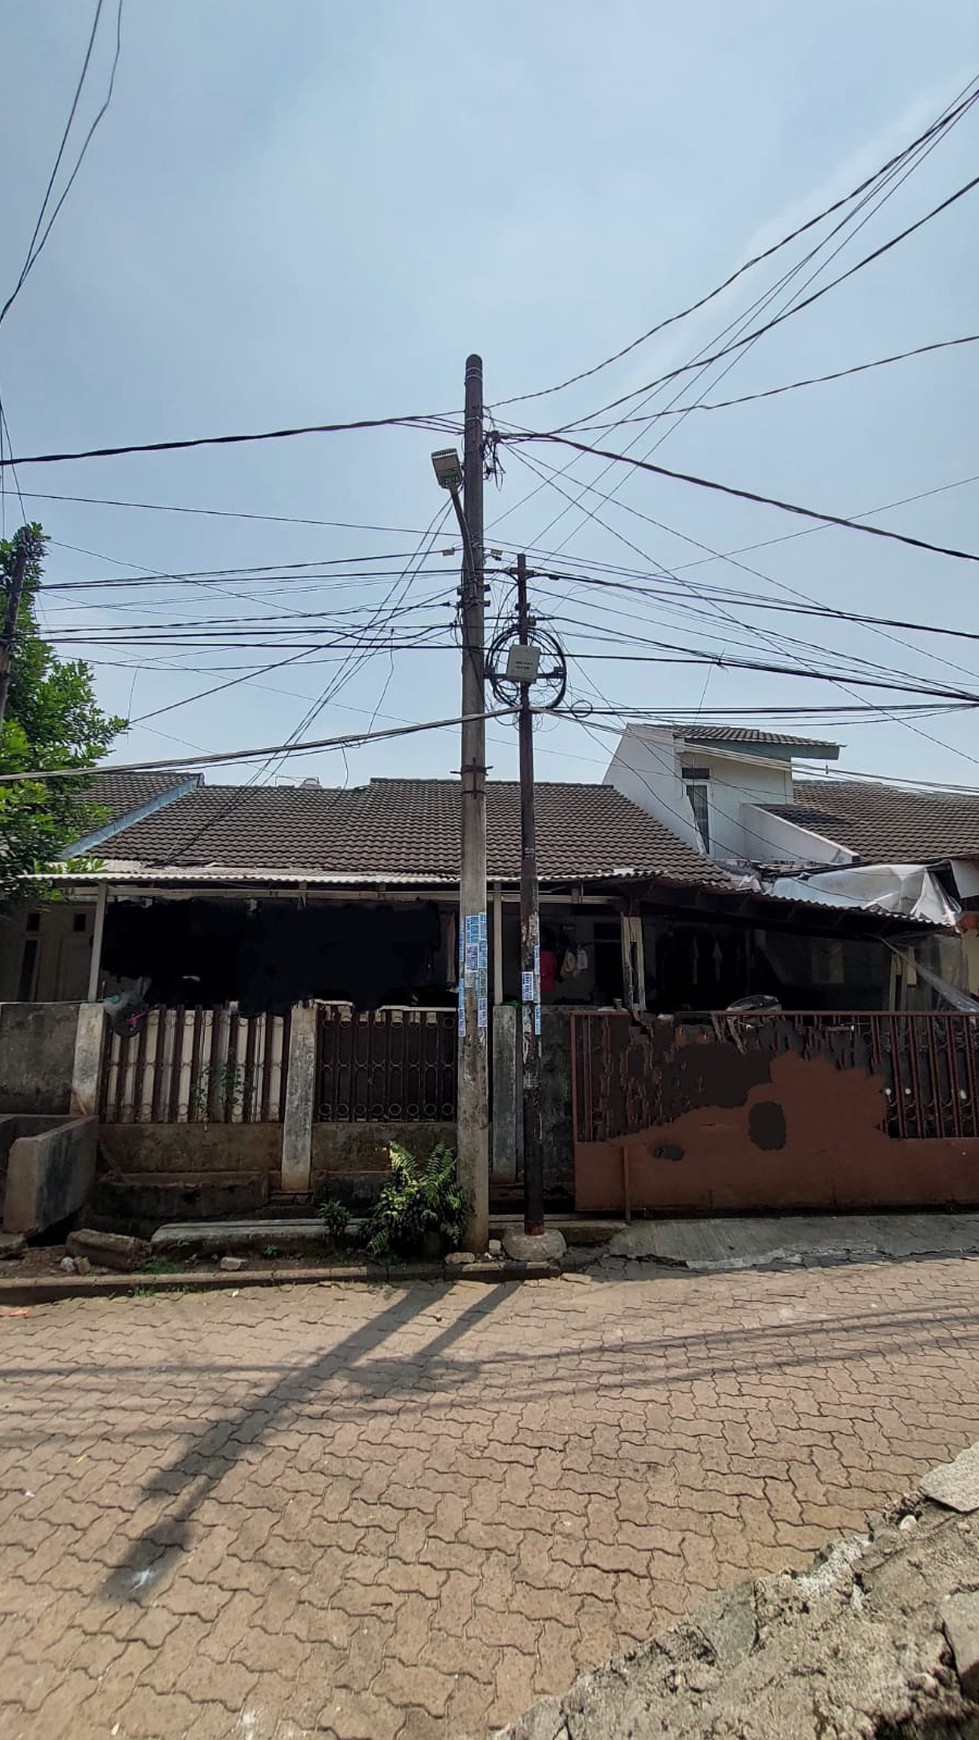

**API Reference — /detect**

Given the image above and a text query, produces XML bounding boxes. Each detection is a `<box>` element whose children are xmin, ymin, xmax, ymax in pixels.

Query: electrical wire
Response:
<box><xmin>0</xmin><ymin>705</ymin><xmax>524</xmax><ymax>784</ymax></box>
<box><xmin>490</xmin><ymin>74</ymin><xmax>979</xmax><ymax>410</ymax></box>
<box><xmin>0</xmin><ymin>410</ymin><xmax>462</xmax><ymax>471</ymax></box>
<box><xmin>17</xmin><ymin>491</ymin><xmax>472</xmax><ymax>536</ymax></box>
<box><xmin>565</xmin><ymin>333</ymin><xmax>979</xmax><ymax>432</ymax></box>
<box><xmin>505</xmin><ymin>434</ymin><xmax>979</xmax><ymax>566</ymax></box>
<box><xmin>543</xmin><ymin>159</ymin><xmax>979</xmax><ymax>433</ymax></box>
<box><xmin>0</xmin><ymin>0</ymin><xmax>123</xmax><ymax>327</ymax></box>
<box><xmin>489</xmin><ymin>111</ymin><xmax>966</xmax><ymax>544</ymax></box>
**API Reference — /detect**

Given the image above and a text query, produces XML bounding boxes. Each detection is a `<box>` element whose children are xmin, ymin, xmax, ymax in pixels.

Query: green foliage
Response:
<box><xmin>362</xmin><ymin>1142</ymin><xmax>467</xmax><ymax>1260</ymax></box>
<box><xmin>190</xmin><ymin>1061</ymin><xmax>247</xmax><ymax>1123</ymax></box>
<box><xmin>0</xmin><ymin>527</ymin><xmax>126</xmax><ymax>908</ymax></box>
<box><xmin>318</xmin><ymin>1198</ymin><xmax>351</xmax><ymax>1241</ymax></box>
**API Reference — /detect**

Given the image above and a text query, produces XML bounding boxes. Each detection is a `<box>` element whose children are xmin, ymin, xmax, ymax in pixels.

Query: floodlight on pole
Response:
<box><xmin>431</xmin><ymin>448</ymin><xmax>464</xmax><ymax>493</ymax></box>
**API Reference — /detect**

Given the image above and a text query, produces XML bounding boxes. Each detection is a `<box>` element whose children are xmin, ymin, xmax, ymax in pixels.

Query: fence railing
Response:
<box><xmin>572</xmin><ymin>1008</ymin><xmax>979</xmax><ymax>1144</ymax></box>
<box><xmin>99</xmin><ymin>1005</ymin><xmax>291</xmax><ymax>1124</ymax></box>
<box><xmin>316</xmin><ymin>1005</ymin><xmax>456</xmax><ymax>1122</ymax></box>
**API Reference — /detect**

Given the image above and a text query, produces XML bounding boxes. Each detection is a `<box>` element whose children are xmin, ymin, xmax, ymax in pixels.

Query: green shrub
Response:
<box><xmin>362</xmin><ymin>1142</ymin><xmax>467</xmax><ymax>1260</ymax></box>
<box><xmin>319</xmin><ymin>1198</ymin><xmax>351</xmax><ymax>1241</ymax></box>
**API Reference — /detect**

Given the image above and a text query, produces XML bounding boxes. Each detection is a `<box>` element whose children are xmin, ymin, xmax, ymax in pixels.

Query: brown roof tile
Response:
<box><xmin>767</xmin><ymin>780</ymin><xmax>979</xmax><ymax>862</ymax></box>
<box><xmin>81</xmin><ymin>769</ymin><xmax>198</xmax><ymax>826</ymax></box>
<box><xmin>99</xmin><ymin>777</ymin><xmax>731</xmax><ymax>888</ymax></box>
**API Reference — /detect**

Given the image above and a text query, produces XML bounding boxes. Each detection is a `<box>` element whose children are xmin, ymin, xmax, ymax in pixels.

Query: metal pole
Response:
<box><xmin>517</xmin><ymin>554</ymin><xmax>544</xmax><ymax>1234</ymax></box>
<box><xmin>0</xmin><ymin>528</ymin><xmax>33</xmax><ymax>733</ymax></box>
<box><xmin>457</xmin><ymin>353</ymin><xmax>489</xmax><ymax>1251</ymax></box>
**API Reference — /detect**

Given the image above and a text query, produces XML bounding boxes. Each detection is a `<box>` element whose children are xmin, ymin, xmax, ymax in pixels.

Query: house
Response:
<box><xmin>0</xmin><ymin>770</ymin><xmax>201</xmax><ymax>1002</ymax></box>
<box><xmin>5</xmin><ymin>735</ymin><xmax>979</xmax><ymax>1231</ymax></box>
<box><xmin>604</xmin><ymin>721</ymin><xmax>841</xmax><ymax>866</ymax></box>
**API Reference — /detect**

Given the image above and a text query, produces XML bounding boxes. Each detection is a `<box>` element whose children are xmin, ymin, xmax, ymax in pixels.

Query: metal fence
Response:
<box><xmin>572</xmin><ymin>1008</ymin><xmax>979</xmax><ymax>1144</ymax></box>
<box><xmin>99</xmin><ymin>1005</ymin><xmax>291</xmax><ymax>1124</ymax></box>
<box><xmin>316</xmin><ymin>1006</ymin><xmax>456</xmax><ymax>1122</ymax></box>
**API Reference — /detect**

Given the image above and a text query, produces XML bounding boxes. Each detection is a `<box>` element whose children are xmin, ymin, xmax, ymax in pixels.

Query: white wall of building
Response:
<box><xmin>603</xmin><ymin>726</ymin><xmax>703</xmax><ymax>853</ymax></box>
<box><xmin>604</xmin><ymin>726</ymin><xmax>804</xmax><ymax>866</ymax></box>
<box><xmin>740</xmin><ymin>803</ymin><xmax>856</xmax><ymax>867</ymax></box>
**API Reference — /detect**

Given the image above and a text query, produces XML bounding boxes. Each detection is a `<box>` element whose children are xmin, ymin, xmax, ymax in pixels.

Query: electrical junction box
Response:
<box><xmin>505</xmin><ymin>642</ymin><xmax>541</xmax><ymax>684</ymax></box>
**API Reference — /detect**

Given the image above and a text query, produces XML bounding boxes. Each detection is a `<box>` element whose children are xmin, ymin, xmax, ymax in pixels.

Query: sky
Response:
<box><xmin>1</xmin><ymin>0</ymin><xmax>978</xmax><ymax>797</ymax></box>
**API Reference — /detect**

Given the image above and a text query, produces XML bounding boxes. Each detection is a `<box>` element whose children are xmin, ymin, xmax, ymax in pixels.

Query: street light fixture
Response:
<box><xmin>431</xmin><ymin>448</ymin><xmax>464</xmax><ymax>493</ymax></box>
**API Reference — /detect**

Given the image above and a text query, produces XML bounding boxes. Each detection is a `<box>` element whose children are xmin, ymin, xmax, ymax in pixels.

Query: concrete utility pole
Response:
<box><xmin>516</xmin><ymin>553</ymin><xmax>544</xmax><ymax>1235</ymax></box>
<box><xmin>0</xmin><ymin>527</ymin><xmax>33</xmax><ymax>733</ymax></box>
<box><xmin>458</xmin><ymin>354</ymin><xmax>489</xmax><ymax>1250</ymax></box>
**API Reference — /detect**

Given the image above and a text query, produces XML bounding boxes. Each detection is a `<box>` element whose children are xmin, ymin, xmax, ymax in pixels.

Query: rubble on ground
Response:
<box><xmin>491</xmin><ymin>1444</ymin><xmax>979</xmax><ymax>1740</ymax></box>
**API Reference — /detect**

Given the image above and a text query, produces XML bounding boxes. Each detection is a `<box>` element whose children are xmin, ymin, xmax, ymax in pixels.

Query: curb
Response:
<box><xmin>0</xmin><ymin>1257</ymin><xmax>556</xmax><ymax>1307</ymax></box>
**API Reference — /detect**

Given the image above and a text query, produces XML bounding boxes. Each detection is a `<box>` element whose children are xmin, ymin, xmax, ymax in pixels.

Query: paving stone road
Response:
<box><xmin>3</xmin><ymin>1259</ymin><xmax>979</xmax><ymax>1739</ymax></box>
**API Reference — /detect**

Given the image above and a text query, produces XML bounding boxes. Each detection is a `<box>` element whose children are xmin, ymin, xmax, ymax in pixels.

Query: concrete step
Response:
<box><xmin>151</xmin><ymin>1214</ymin><xmax>625</xmax><ymax>1257</ymax></box>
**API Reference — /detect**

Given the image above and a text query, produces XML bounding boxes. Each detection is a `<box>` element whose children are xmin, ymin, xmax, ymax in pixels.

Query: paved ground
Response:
<box><xmin>3</xmin><ymin>1259</ymin><xmax>979</xmax><ymax>1740</ymax></box>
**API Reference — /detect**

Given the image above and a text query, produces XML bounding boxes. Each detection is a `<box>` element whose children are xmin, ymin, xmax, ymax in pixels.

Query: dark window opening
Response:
<box><xmin>682</xmin><ymin>772</ymin><xmax>711</xmax><ymax>851</ymax></box>
<box><xmin>17</xmin><ymin>940</ymin><xmax>39</xmax><ymax>1001</ymax></box>
<box><xmin>72</xmin><ymin>913</ymin><xmax>87</xmax><ymax>933</ymax></box>
<box><xmin>25</xmin><ymin>912</ymin><xmax>40</xmax><ymax>934</ymax></box>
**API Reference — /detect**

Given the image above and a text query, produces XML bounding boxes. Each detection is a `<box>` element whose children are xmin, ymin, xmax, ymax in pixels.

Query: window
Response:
<box><xmin>682</xmin><ymin>767</ymin><xmax>711</xmax><ymax>851</ymax></box>
<box><xmin>73</xmin><ymin>913</ymin><xmax>87</xmax><ymax>933</ymax></box>
<box><xmin>17</xmin><ymin>940</ymin><xmax>38</xmax><ymax>1001</ymax></box>
<box><xmin>25</xmin><ymin>911</ymin><xmax>41</xmax><ymax>934</ymax></box>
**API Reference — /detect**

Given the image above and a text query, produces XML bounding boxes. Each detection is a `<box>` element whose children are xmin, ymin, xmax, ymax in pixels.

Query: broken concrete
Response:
<box><xmin>944</xmin><ymin>1592</ymin><xmax>979</xmax><ymax>1700</ymax></box>
<box><xmin>490</xmin><ymin>1473</ymin><xmax>979</xmax><ymax>1740</ymax></box>
<box><xmin>921</xmin><ymin>1441</ymin><xmax>979</xmax><ymax>1514</ymax></box>
<box><xmin>66</xmin><ymin>1228</ymin><xmax>149</xmax><ymax>1272</ymax></box>
<box><xmin>598</xmin><ymin>1212</ymin><xmax>979</xmax><ymax>1273</ymax></box>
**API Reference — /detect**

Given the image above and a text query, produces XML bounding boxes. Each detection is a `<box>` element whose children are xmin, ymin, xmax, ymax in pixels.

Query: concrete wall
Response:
<box><xmin>312</xmin><ymin>1122</ymin><xmax>455</xmax><ymax>1211</ymax></box>
<box><xmin>740</xmin><ymin>803</ymin><xmax>855</xmax><ymax>867</ymax></box>
<box><xmin>604</xmin><ymin>726</ymin><xmax>702</xmax><ymax>853</ymax></box>
<box><xmin>98</xmin><ymin>1122</ymin><xmax>282</xmax><ymax>1178</ymax></box>
<box><xmin>696</xmin><ymin>751</ymin><xmax>792</xmax><ymax>863</ymax></box>
<box><xmin>0</xmin><ymin>1002</ymin><xmax>81</xmax><ymax>1113</ymax></box>
<box><xmin>3</xmin><ymin>1114</ymin><xmax>97</xmax><ymax>1235</ymax></box>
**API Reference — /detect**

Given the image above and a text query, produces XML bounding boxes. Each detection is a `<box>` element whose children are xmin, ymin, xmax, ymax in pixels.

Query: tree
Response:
<box><xmin>0</xmin><ymin>526</ymin><xmax>125</xmax><ymax>905</ymax></box>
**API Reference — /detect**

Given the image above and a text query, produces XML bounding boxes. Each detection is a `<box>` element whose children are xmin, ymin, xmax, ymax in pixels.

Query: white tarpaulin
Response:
<box><xmin>764</xmin><ymin>863</ymin><xmax>960</xmax><ymax>928</ymax></box>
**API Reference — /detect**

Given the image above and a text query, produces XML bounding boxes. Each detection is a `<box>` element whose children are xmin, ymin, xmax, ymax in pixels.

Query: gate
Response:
<box><xmin>571</xmin><ymin>1009</ymin><xmax>979</xmax><ymax>1214</ymax></box>
<box><xmin>99</xmin><ymin>1005</ymin><xmax>290</xmax><ymax>1124</ymax></box>
<box><xmin>316</xmin><ymin>1006</ymin><xmax>456</xmax><ymax>1122</ymax></box>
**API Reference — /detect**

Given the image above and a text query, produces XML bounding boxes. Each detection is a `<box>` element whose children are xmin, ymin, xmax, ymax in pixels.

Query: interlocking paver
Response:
<box><xmin>4</xmin><ymin>1257</ymin><xmax>979</xmax><ymax>1736</ymax></box>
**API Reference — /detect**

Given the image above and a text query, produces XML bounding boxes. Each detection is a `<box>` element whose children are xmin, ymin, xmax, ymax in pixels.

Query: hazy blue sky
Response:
<box><xmin>2</xmin><ymin>1</ymin><xmax>978</xmax><ymax>793</ymax></box>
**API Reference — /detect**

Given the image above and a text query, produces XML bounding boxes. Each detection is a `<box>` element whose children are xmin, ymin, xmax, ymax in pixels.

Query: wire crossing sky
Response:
<box><xmin>1</xmin><ymin>1</ymin><xmax>977</xmax><ymax>790</ymax></box>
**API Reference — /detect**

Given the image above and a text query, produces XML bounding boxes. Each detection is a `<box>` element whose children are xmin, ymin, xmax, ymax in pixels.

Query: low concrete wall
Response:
<box><xmin>0</xmin><ymin>1002</ymin><xmax>80</xmax><ymax>1114</ymax></box>
<box><xmin>3</xmin><ymin>1114</ymin><xmax>97</xmax><ymax>1235</ymax></box>
<box><xmin>88</xmin><ymin>1173</ymin><xmax>270</xmax><ymax>1237</ymax></box>
<box><xmin>98</xmin><ymin>1123</ymin><xmax>282</xmax><ymax>1178</ymax></box>
<box><xmin>0</xmin><ymin>1113</ymin><xmax>62</xmax><ymax>1207</ymax></box>
<box><xmin>312</xmin><ymin>1122</ymin><xmax>455</xmax><ymax>1210</ymax></box>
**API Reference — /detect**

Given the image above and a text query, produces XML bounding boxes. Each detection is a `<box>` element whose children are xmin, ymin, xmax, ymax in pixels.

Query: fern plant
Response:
<box><xmin>362</xmin><ymin>1142</ymin><xmax>467</xmax><ymax>1260</ymax></box>
<box><xmin>318</xmin><ymin>1198</ymin><xmax>351</xmax><ymax>1241</ymax></box>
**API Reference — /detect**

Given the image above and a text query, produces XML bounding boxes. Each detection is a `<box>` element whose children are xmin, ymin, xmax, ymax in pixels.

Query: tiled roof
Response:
<box><xmin>95</xmin><ymin>778</ymin><xmax>732</xmax><ymax>888</ymax></box>
<box><xmin>679</xmin><ymin>724</ymin><xmax>839</xmax><ymax>756</ymax></box>
<box><xmin>767</xmin><ymin>780</ymin><xmax>979</xmax><ymax>862</ymax></box>
<box><xmin>81</xmin><ymin>770</ymin><xmax>197</xmax><ymax>825</ymax></box>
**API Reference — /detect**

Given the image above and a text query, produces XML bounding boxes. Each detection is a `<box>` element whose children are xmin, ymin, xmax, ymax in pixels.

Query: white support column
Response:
<box><xmin>280</xmin><ymin>1002</ymin><xmax>317</xmax><ymax>1192</ymax></box>
<box><xmin>492</xmin><ymin>881</ymin><xmax>503</xmax><ymax>1006</ymax></box>
<box><xmin>86</xmin><ymin>882</ymin><xmax>108</xmax><ymax>1002</ymax></box>
<box><xmin>620</xmin><ymin>913</ymin><xmax>647</xmax><ymax>1012</ymax></box>
<box><xmin>70</xmin><ymin>1001</ymin><xmax>105</xmax><ymax>1119</ymax></box>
